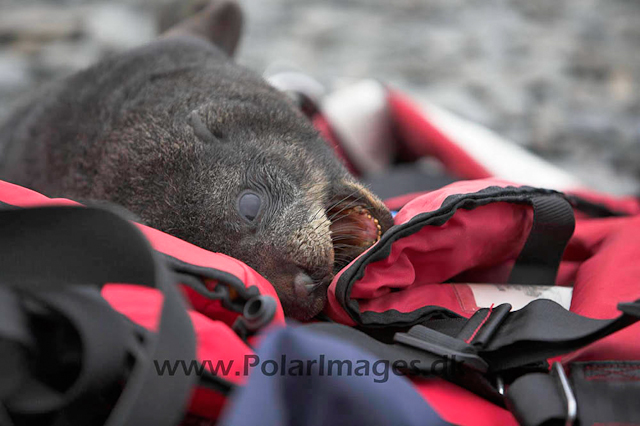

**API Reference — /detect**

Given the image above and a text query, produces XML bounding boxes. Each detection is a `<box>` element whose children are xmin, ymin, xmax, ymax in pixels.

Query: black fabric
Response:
<box><xmin>507</xmin><ymin>362</ymin><xmax>640</xmax><ymax>426</ymax></box>
<box><xmin>413</xmin><ymin>299</ymin><xmax>640</xmax><ymax>401</ymax></box>
<box><xmin>361</xmin><ymin>163</ymin><xmax>457</xmax><ymax>200</ymax></box>
<box><xmin>508</xmin><ymin>195</ymin><xmax>575</xmax><ymax>285</ymax></box>
<box><xmin>477</xmin><ymin>299</ymin><xmax>640</xmax><ymax>371</ymax></box>
<box><xmin>0</xmin><ymin>287</ymin><xmax>31</xmax><ymax>402</ymax></box>
<box><xmin>566</xmin><ymin>194</ymin><xmax>630</xmax><ymax>218</ymax></box>
<box><xmin>309</xmin><ymin>298</ymin><xmax>640</xmax><ymax>405</ymax></box>
<box><xmin>506</xmin><ymin>372</ymin><xmax>568</xmax><ymax>426</ymax></box>
<box><xmin>456</xmin><ymin>303</ymin><xmax>511</xmax><ymax>346</ymax></box>
<box><xmin>0</xmin><ymin>206</ymin><xmax>198</xmax><ymax>426</ymax></box>
<box><xmin>571</xmin><ymin>361</ymin><xmax>640</xmax><ymax>424</ymax></box>
<box><xmin>0</xmin><ymin>207</ymin><xmax>156</xmax><ymax>289</ymax></box>
<box><xmin>402</xmin><ymin>299</ymin><xmax>640</xmax><ymax>374</ymax></box>
<box><xmin>6</xmin><ymin>287</ymin><xmax>129</xmax><ymax>417</ymax></box>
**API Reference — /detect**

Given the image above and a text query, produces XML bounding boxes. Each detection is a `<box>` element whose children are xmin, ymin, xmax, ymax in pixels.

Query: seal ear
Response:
<box><xmin>161</xmin><ymin>0</ymin><xmax>243</xmax><ymax>57</ymax></box>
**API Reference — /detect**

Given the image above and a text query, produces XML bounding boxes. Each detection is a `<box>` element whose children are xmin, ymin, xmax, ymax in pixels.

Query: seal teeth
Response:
<box><xmin>360</xmin><ymin>239</ymin><xmax>374</xmax><ymax>247</ymax></box>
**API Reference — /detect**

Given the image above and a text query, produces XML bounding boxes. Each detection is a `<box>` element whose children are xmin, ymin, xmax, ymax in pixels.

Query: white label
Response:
<box><xmin>463</xmin><ymin>284</ymin><xmax>573</xmax><ymax>311</ymax></box>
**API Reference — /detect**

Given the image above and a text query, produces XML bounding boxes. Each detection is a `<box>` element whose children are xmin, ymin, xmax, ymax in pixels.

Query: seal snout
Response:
<box><xmin>293</xmin><ymin>269</ymin><xmax>330</xmax><ymax>298</ymax></box>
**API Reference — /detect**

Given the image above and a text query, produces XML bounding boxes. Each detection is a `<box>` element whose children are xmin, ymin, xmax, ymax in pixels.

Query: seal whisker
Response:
<box><xmin>325</xmin><ymin>188</ymin><xmax>361</xmax><ymax>213</ymax></box>
<box><xmin>327</xmin><ymin>195</ymin><xmax>366</xmax><ymax>222</ymax></box>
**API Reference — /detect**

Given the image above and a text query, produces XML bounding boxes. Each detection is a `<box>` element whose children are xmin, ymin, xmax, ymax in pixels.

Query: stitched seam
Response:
<box><xmin>465</xmin><ymin>304</ymin><xmax>494</xmax><ymax>344</ymax></box>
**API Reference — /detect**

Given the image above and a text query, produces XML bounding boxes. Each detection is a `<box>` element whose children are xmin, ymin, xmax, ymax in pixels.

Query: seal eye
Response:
<box><xmin>238</xmin><ymin>192</ymin><xmax>262</xmax><ymax>222</ymax></box>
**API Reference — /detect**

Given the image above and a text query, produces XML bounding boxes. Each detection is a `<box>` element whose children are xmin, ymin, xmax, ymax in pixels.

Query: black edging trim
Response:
<box><xmin>0</xmin><ymin>199</ymin><xmax>18</xmax><ymax>209</ymax></box>
<box><xmin>161</xmin><ymin>253</ymin><xmax>260</xmax><ymax>301</ymax></box>
<box><xmin>566</xmin><ymin>194</ymin><xmax>630</xmax><ymax>218</ymax></box>
<box><xmin>336</xmin><ymin>186</ymin><xmax>567</xmax><ymax>328</ymax></box>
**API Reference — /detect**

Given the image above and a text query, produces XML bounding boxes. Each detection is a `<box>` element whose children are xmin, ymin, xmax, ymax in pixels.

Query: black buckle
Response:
<box><xmin>394</xmin><ymin>325</ymin><xmax>489</xmax><ymax>373</ymax></box>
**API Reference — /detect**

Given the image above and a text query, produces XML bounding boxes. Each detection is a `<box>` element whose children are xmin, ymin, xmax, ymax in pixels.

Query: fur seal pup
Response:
<box><xmin>0</xmin><ymin>0</ymin><xmax>394</xmax><ymax>320</ymax></box>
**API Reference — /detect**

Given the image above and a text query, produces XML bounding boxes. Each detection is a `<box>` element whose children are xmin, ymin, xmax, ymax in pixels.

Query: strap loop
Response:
<box><xmin>508</xmin><ymin>195</ymin><xmax>575</xmax><ymax>285</ymax></box>
<box><xmin>0</xmin><ymin>206</ymin><xmax>197</xmax><ymax>426</ymax></box>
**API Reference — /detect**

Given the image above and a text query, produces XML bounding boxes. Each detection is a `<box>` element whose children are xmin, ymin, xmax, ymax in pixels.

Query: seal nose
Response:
<box><xmin>293</xmin><ymin>271</ymin><xmax>316</xmax><ymax>297</ymax></box>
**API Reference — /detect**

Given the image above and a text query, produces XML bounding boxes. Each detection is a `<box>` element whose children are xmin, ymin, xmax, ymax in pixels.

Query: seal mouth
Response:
<box><xmin>327</xmin><ymin>199</ymin><xmax>384</xmax><ymax>273</ymax></box>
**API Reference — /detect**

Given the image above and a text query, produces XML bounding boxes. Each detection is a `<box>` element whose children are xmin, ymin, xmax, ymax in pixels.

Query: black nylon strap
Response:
<box><xmin>0</xmin><ymin>206</ymin><xmax>156</xmax><ymax>289</ymax></box>
<box><xmin>0</xmin><ymin>206</ymin><xmax>197</xmax><ymax>426</ymax></box>
<box><xmin>507</xmin><ymin>361</ymin><xmax>640</xmax><ymax>426</ymax></box>
<box><xmin>506</xmin><ymin>372</ymin><xmax>568</xmax><ymax>426</ymax></box>
<box><xmin>409</xmin><ymin>299</ymin><xmax>640</xmax><ymax>373</ymax></box>
<box><xmin>7</xmin><ymin>288</ymin><xmax>130</xmax><ymax>414</ymax></box>
<box><xmin>508</xmin><ymin>195</ymin><xmax>575</xmax><ymax>285</ymax></box>
<box><xmin>478</xmin><ymin>299</ymin><xmax>640</xmax><ymax>371</ymax></box>
<box><xmin>350</xmin><ymin>299</ymin><xmax>640</xmax><ymax>404</ymax></box>
<box><xmin>0</xmin><ymin>287</ymin><xmax>31</xmax><ymax>401</ymax></box>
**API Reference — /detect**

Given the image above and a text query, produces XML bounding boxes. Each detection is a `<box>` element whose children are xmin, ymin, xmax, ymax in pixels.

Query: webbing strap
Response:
<box><xmin>410</xmin><ymin>299</ymin><xmax>640</xmax><ymax>373</ymax></box>
<box><xmin>508</xmin><ymin>195</ymin><xmax>575</xmax><ymax>285</ymax></box>
<box><xmin>0</xmin><ymin>206</ymin><xmax>197</xmax><ymax>426</ymax></box>
<box><xmin>507</xmin><ymin>361</ymin><xmax>640</xmax><ymax>426</ymax></box>
<box><xmin>474</xmin><ymin>299</ymin><xmax>640</xmax><ymax>371</ymax></box>
<box><xmin>305</xmin><ymin>297</ymin><xmax>640</xmax><ymax>407</ymax></box>
<box><xmin>0</xmin><ymin>206</ymin><xmax>156</xmax><ymax>288</ymax></box>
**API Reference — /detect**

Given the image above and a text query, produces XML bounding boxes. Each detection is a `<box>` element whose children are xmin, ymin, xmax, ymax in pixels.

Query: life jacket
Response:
<box><xmin>1</xmin><ymin>82</ymin><xmax>639</xmax><ymax>426</ymax></box>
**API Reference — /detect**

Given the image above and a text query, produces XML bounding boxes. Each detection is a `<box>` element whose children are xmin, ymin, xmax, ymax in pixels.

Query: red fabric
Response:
<box><xmin>0</xmin><ymin>180</ymin><xmax>81</xmax><ymax>207</ymax></box>
<box><xmin>388</xmin><ymin>91</ymin><xmax>493</xmax><ymax>181</ymax></box>
<box><xmin>561</xmin><ymin>215</ymin><xmax>640</xmax><ymax>363</ymax></box>
<box><xmin>0</xmin><ymin>180</ymin><xmax>285</xmax><ymax>328</ymax></box>
<box><xmin>327</xmin><ymin>179</ymin><xmax>534</xmax><ymax>322</ymax></box>
<box><xmin>101</xmin><ymin>284</ymin><xmax>256</xmax><ymax>419</ymax></box>
<box><xmin>136</xmin><ymin>225</ymin><xmax>285</xmax><ymax>327</ymax></box>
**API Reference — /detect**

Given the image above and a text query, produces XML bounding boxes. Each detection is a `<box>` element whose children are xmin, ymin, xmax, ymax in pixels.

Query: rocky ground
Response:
<box><xmin>1</xmin><ymin>0</ymin><xmax>639</xmax><ymax>194</ymax></box>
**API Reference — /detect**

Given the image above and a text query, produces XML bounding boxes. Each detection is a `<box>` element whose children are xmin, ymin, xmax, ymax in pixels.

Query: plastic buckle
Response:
<box><xmin>495</xmin><ymin>375</ymin><xmax>505</xmax><ymax>396</ymax></box>
<box><xmin>551</xmin><ymin>362</ymin><xmax>577</xmax><ymax>426</ymax></box>
<box><xmin>394</xmin><ymin>325</ymin><xmax>489</xmax><ymax>373</ymax></box>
